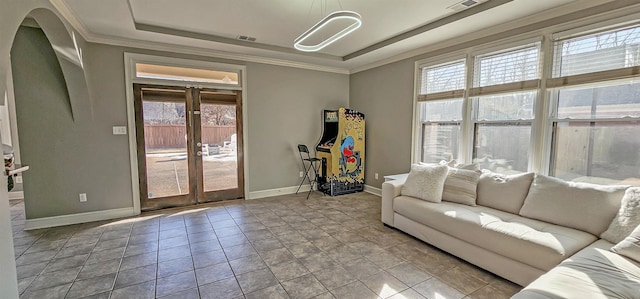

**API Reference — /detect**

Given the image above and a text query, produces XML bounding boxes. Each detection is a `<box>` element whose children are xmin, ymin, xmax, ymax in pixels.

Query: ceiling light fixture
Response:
<box><xmin>294</xmin><ymin>10</ymin><xmax>362</xmax><ymax>52</ymax></box>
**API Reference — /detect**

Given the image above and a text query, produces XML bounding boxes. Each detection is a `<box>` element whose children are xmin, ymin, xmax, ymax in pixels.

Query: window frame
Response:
<box><xmin>414</xmin><ymin>42</ymin><xmax>543</xmax><ymax>172</ymax></box>
<box><xmin>413</xmin><ymin>16</ymin><xmax>640</xmax><ymax>183</ymax></box>
<box><xmin>413</xmin><ymin>53</ymin><xmax>468</xmax><ymax>163</ymax></box>
<box><xmin>546</xmin><ymin>78</ymin><xmax>640</xmax><ymax>182</ymax></box>
<box><xmin>420</xmin><ymin>120</ymin><xmax>462</xmax><ymax>163</ymax></box>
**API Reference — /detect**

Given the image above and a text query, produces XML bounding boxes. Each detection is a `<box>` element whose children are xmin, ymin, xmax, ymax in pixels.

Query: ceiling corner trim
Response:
<box><xmin>79</xmin><ymin>33</ymin><xmax>351</xmax><ymax>74</ymax></box>
<box><xmin>348</xmin><ymin>0</ymin><xmax>640</xmax><ymax>74</ymax></box>
<box><xmin>48</xmin><ymin>1</ymin><xmax>349</xmax><ymax>74</ymax></box>
<box><xmin>133</xmin><ymin>22</ymin><xmax>341</xmax><ymax>61</ymax></box>
<box><xmin>342</xmin><ymin>0</ymin><xmax>514</xmax><ymax>61</ymax></box>
<box><xmin>49</xmin><ymin>0</ymin><xmax>94</xmax><ymax>41</ymax></box>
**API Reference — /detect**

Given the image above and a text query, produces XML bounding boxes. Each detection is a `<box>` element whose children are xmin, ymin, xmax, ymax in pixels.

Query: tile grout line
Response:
<box><xmin>106</xmin><ymin>222</ymin><xmax>135</xmax><ymax>299</ymax></box>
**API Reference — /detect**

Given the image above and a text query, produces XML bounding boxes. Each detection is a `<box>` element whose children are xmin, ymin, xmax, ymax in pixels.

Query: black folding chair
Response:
<box><xmin>296</xmin><ymin>144</ymin><xmax>320</xmax><ymax>199</ymax></box>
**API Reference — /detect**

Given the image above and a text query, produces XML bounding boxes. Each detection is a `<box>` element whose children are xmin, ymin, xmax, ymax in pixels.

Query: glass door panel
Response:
<box><xmin>143</xmin><ymin>100</ymin><xmax>189</xmax><ymax>198</ymax></box>
<box><xmin>135</xmin><ymin>86</ymin><xmax>196</xmax><ymax>210</ymax></box>
<box><xmin>135</xmin><ymin>84</ymin><xmax>243</xmax><ymax>210</ymax></box>
<box><xmin>200</xmin><ymin>103</ymin><xmax>238</xmax><ymax>192</ymax></box>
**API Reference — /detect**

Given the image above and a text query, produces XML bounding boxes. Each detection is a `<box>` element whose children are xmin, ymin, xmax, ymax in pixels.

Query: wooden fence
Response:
<box><xmin>144</xmin><ymin>124</ymin><xmax>235</xmax><ymax>148</ymax></box>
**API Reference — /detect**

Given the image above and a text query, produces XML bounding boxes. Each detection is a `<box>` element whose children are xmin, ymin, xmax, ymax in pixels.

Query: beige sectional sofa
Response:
<box><xmin>381</xmin><ymin>166</ymin><xmax>640</xmax><ymax>298</ymax></box>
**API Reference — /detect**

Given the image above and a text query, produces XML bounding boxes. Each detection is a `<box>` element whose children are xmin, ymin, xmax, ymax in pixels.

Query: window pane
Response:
<box><xmin>551</xmin><ymin>121</ymin><xmax>640</xmax><ymax>186</ymax></box>
<box><xmin>475</xmin><ymin>45</ymin><xmax>540</xmax><ymax>87</ymax></box>
<box><xmin>201</xmin><ymin>103</ymin><xmax>238</xmax><ymax>192</ymax></box>
<box><xmin>555</xmin><ymin>80</ymin><xmax>640</xmax><ymax>119</ymax></box>
<box><xmin>136</xmin><ymin>63</ymin><xmax>239</xmax><ymax>85</ymax></box>
<box><xmin>422</xmin><ymin>123</ymin><xmax>460</xmax><ymax>163</ymax></box>
<box><xmin>142</xmin><ymin>100</ymin><xmax>189</xmax><ymax>199</ymax></box>
<box><xmin>473</xmin><ymin>123</ymin><xmax>530</xmax><ymax>173</ymax></box>
<box><xmin>420</xmin><ymin>61</ymin><xmax>465</xmax><ymax>94</ymax></box>
<box><xmin>475</xmin><ymin>91</ymin><xmax>536</xmax><ymax>121</ymax></box>
<box><xmin>420</xmin><ymin>99</ymin><xmax>463</xmax><ymax>122</ymax></box>
<box><xmin>554</xmin><ymin>25</ymin><xmax>640</xmax><ymax>77</ymax></box>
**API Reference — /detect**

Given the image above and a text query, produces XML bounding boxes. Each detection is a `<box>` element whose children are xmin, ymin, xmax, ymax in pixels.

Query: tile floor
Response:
<box><xmin>9</xmin><ymin>192</ymin><xmax>521</xmax><ymax>299</ymax></box>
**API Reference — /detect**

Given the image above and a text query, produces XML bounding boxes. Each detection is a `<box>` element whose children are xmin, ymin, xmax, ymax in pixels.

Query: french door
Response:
<box><xmin>134</xmin><ymin>84</ymin><xmax>244</xmax><ymax>210</ymax></box>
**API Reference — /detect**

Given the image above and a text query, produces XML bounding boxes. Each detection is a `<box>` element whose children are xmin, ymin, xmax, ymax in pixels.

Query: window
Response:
<box><xmin>548</xmin><ymin>24</ymin><xmax>640</xmax><ymax>185</ymax></box>
<box><xmin>550</xmin><ymin>82</ymin><xmax>640</xmax><ymax>184</ymax></box>
<box><xmin>416</xmin><ymin>45</ymin><xmax>541</xmax><ymax>172</ymax></box>
<box><xmin>135</xmin><ymin>63</ymin><xmax>239</xmax><ymax>85</ymax></box>
<box><xmin>475</xmin><ymin>45</ymin><xmax>539</xmax><ymax>87</ymax></box>
<box><xmin>420</xmin><ymin>99</ymin><xmax>463</xmax><ymax>163</ymax></box>
<box><xmin>470</xmin><ymin>44</ymin><xmax>540</xmax><ymax>173</ymax></box>
<box><xmin>553</xmin><ymin>25</ymin><xmax>640</xmax><ymax>77</ymax></box>
<box><xmin>415</xmin><ymin>21</ymin><xmax>640</xmax><ymax>184</ymax></box>
<box><xmin>417</xmin><ymin>60</ymin><xmax>465</xmax><ymax>163</ymax></box>
<box><xmin>472</xmin><ymin>91</ymin><xmax>535</xmax><ymax>172</ymax></box>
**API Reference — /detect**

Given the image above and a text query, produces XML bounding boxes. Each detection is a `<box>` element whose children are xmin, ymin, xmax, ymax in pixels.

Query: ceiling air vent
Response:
<box><xmin>237</xmin><ymin>35</ymin><xmax>257</xmax><ymax>42</ymax></box>
<box><xmin>448</xmin><ymin>0</ymin><xmax>488</xmax><ymax>12</ymax></box>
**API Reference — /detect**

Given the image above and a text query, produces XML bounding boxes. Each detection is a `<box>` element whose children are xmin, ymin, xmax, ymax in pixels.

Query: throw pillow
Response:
<box><xmin>519</xmin><ymin>174</ymin><xmax>628</xmax><ymax>236</ymax></box>
<box><xmin>610</xmin><ymin>224</ymin><xmax>640</xmax><ymax>263</ymax></box>
<box><xmin>439</xmin><ymin>160</ymin><xmax>456</xmax><ymax>167</ymax></box>
<box><xmin>601</xmin><ymin>187</ymin><xmax>640</xmax><ymax>243</ymax></box>
<box><xmin>476</xmin><ymin>171</ymin><xmax>535</xmax><ymax>214</ymax></box>
<box><xmin>442</xmin><ymin>167</ymin><xmax>481</xmax><ymax>206</ymax></box>
<box><xmin>437</xmin><ymin>160</ymin><xmax>479</xmax><ymax>171</ymax></box>
<box><xmin>401</xmin><ymin>164</ymin><xmax>448</xmax><ymax>203</ymax></box>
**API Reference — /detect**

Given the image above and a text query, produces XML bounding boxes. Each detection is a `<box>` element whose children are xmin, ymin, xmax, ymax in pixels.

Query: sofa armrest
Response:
<box><xmin>382</xmin><ymin>179</ymin><xmax>405</xmax><ymax>226</ymax></box>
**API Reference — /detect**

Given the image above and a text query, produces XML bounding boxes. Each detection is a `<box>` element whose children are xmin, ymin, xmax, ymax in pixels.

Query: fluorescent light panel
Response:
<box><xmin>294</xmin><ymin>10</ymin><xmax>362</xmax><ymax>52</ymax></box>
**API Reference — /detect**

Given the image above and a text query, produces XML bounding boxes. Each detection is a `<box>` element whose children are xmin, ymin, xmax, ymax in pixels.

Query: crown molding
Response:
<box><xmin>343</xmin><ymin>0</ymin><xmax>514</xmax><ymax>61</ymax></box>
<box><xmin>133</xmin><ymin>22</ymin><xmax>341</xmax><ymax>61</ymax></box>
<box><xmin>92</xmin><ymin>34</ymin><xmax>351</xmax><ymax>74</ymax></box>
<box><xmin>49</xmin><ymin>0</ymin><xmax>92</xmax><ymax>38</ymax></box>
<box><xmin>50</xmin><ymin>0</ymin><xmax>639</xmax><ymax>76</ymax></box>
<box><xmin>349</xmin><ymin>0</ymin><xmax>639</xmax><ymax>74</ymax></box>
<box><xmin>48</xmin><ymin>0</ymin><xmax>350</xmax><ymax>74</ymax></box>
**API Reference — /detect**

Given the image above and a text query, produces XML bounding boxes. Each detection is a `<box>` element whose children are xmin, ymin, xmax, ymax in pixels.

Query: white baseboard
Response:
<box><xmin>249</xmin><ymin>184</ymin><xmax>381</xmax><ymax>199</ymax></box>
<box><xmin>248</xmin><ymin>185</ymin><xmax>311</xmax><ymax>200</ymax></box>
<box><xmin>24</xmin><ymin>207</ymin><xmax>136</xmax><ymax>230</ymax></box>
<box><xmin>8</xmin><ymin>191</ymin><xmax>24</xmax><ymax>200</ymax></box>
<box><xmin>364</xmin><ymin>185</ymin><xmax>382</xmax><ymax>196</ymax></box>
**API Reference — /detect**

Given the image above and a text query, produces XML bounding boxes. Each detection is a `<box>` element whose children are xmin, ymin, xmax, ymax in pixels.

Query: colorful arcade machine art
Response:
<box><xmin>316</xmin><ymin>108</ymin><xmax>365</xmax><ymax>196</ymax></box>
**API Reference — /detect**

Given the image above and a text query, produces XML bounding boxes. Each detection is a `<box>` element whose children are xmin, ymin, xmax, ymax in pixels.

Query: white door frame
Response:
<box><xmin>124</xmin><ymin>53</ymin><xmax>248</xmax><ymax>214</ymax></box>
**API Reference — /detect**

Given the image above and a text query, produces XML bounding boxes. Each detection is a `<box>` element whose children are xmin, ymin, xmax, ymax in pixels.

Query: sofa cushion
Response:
<box><xmin>437</xmin><ymin>160</ymin><xmax>479</xmax><ymax>170</ymax></box>
<box><xmin>401</xmin><ymin>164</ymin><xmax>448</xmax><ymax>203</ymax></box>
<box><xmin>442</xmin><ymin>167</ymin><xmax>481</xmax><ymax>206</ymax></box>
<box><xmin>611</xmin><ymin>224</ymin><xmax>640</xmax><ymax>263</ymax></box>
<box><xmin>519</xmin><ymin>175</ymin><xmax>628</xmax><ymax>236</ymax></box>
<box><xmin>476</xmin><ymin>171</ymin><xmax>534</xmax><ymax>214</ymax></box>
<box><xmin>601</xmin><ymin>187</ymin><xmax>640</xmax><ymax>243</ymax></box>
<box><xmin>512</xmin><ymin>239</ymin><xmax>640</xmax><ymax>299</ymax></box>
<box><xmin>393</xmin><ymin>196</ymin><xmax>596</xmax><ymax>271</ymax></box>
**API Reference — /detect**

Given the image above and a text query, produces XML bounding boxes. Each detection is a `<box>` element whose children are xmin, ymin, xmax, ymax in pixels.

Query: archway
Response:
<box><xmin>0</xmin><ymin>5</ymin><xmax>93</xmax><ymax>297</ymax></box>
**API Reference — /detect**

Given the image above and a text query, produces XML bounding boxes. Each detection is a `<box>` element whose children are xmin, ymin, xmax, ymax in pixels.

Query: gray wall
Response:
<box><xmin>246</xmin><ymin>62</ymin><xmax>348</xmax><ymax>191</ymax></box>
<box><xmin>349</xmin><ymin>58</ymin><xmax>415</xmax><ymax>189</ymax></box>
<box><xmin>11</xmin><ymin>27</ymin><xmax>349</xmax><ymax>219</ymax></box>
<box><xmin>12</xmin><ymin>27</ymin><xmax>133</xmax><ymax>219</ymax></box>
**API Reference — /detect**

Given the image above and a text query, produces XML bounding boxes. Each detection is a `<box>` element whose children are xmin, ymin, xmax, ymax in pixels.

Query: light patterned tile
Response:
<box><xmin>236</xmin><ymin>268</ymin><xmax>279</xmax><ymax>294</ymax></box>
<box><xmin>413</xmin><ymin>278</ymin><xmax>465</xmax><ymax>299</ymax></box>
<box><xmin>281</xmin><ymin>273</ymin><xmax>328</xmax><ymax>299</ymax></box>
<box><xmin>330</xmin><ymin>281</ymin><xmax>380</xmax><ymax>299</ymax></box>
<box><xmin>199</xmin><ymin>277</ymin><xmax>243</xmax><ymax>299</ymax></box>
<box><xmin>437</xmin><ymin>266</ymin><xmax>487</xmax><ymax>295</ymax></box>
<box><xmin>66</xmin><ymin>273</ymin><xmax>117</xmax><ymax>299</ymax></box>
<box><xmin>156</xmin><ymin>270</ymin><xmax>197</xmax><ymax>298</ymax></box>
<box><xmin>9</xmin><ymin>195</ymin><xmax>523</xmax><ymax>299</ymax></box>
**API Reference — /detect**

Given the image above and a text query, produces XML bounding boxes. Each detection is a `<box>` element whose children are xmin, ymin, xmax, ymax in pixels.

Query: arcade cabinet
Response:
<box><xmin>316</xmin><ymin>108</ymin><xmax>365</xmax><ymax>196</ymax></box>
